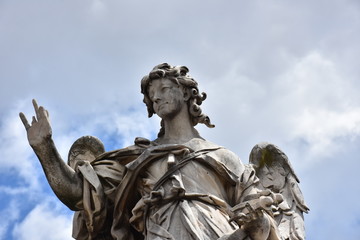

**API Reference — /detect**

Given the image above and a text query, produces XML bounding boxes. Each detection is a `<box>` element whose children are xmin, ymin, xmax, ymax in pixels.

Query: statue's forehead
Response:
<box><xmin>148</xmin><ymin>78</ymin><xmax>177</xmax><ymax>93</ymax></box>
<box><xmin>148</xmin><ymin>78</ymin><xmax>173</xmax><ymax>86</ymax></box>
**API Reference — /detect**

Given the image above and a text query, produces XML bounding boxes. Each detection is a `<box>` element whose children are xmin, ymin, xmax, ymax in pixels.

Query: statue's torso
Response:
<box><xmin>127</xmin><ymin>138</ymin><xmax>244</xmax><ymax>239</ymax></box>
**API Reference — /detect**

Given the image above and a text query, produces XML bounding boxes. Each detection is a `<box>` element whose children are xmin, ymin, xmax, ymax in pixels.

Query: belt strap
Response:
<box><xmin>152</xmin><ymin>148</ymin><xmax>221</xmax><ymax>191</ymax></box>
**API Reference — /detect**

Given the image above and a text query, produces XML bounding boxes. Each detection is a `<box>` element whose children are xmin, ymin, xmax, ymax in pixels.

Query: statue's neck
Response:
<box><xmin>158</xmin><ymin>107</ymin><xmax>202</xmax><ymax>144</ymax></box>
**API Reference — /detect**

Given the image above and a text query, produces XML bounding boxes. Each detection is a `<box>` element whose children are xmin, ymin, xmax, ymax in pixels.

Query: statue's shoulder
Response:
<box><xmin>94</xmin><ymin>137</ymin><xmax>153</xmax><ymax>165</ymax></box>
<box><xmin>188</xmin><ymin>138</ymin><xmax>245</xmax><ymax>175</ymax></box>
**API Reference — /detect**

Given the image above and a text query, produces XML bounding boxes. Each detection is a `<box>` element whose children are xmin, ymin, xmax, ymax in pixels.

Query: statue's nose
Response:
<box><xmin>153</xmin><ymin>95</ymin><xmax>161</xmax><ymax>103</ymax></box>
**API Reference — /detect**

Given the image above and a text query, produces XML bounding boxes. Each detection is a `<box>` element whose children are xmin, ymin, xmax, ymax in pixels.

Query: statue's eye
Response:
<box><xmin>161</xmin><ymin>86</ymin><xmax>173</xmax><ymax>92</ymax></box>
<box><xmin>71</xmin><ymin>151</ymin><xmax>79</xmax><ymax>157</ymax></box>
<box><xmin>71</xmin><ymin>150</ymin><xmax>85</xmax><ymax>157</ymax></box>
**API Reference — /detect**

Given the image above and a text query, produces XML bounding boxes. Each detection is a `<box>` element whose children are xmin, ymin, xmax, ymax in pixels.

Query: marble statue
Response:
<box><xmin>20</xmin><ymin>63</ymin><xmax>309</xmax><ymax>240</ymax></box>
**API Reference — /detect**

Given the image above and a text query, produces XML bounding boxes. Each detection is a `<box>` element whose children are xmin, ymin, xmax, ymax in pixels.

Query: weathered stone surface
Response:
<box><xmin>20</xmin><ymin>63</ymin><xmax>308</xmax><ymax>239</ymax></box>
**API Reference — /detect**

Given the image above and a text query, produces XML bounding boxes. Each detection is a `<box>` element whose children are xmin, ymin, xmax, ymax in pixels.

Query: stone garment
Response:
<box><xmin>73</xmin><ymin>138</ymin><xmax>268</xmax><ymax>240</ymax></box>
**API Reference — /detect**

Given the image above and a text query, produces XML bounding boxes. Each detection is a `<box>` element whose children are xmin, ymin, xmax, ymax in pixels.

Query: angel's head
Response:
<box><xmin>250</xmin><ymin>143</ymin><xmax>298</xmax><ymax>192</ymax></box>
<box><xmin>258</xmin><ymin>160</ymin><xmax>287</xmax><ymax>191</ymax></box>
<box><xmin>67</xmin><ymin>136</ymin><xmax>105</xmax><ymax>169</ymax></box>
<box><xmin>141</xmin><ymin>63</ymin><xmax>214</xmax><ymax>137</ymax></box>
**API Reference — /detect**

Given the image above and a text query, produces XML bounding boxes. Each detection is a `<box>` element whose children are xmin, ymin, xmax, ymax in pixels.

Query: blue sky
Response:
<box><xmin>1</xmin><ymin>0</ymin><xmax>360</xmax><ymax>239</ymax></box>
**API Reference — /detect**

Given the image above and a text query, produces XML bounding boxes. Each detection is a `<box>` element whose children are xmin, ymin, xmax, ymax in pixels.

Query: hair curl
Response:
<box><xmin>141</xmin><ymin>63</ymin><xmax>214</xmax><ymax>137</ymax></box>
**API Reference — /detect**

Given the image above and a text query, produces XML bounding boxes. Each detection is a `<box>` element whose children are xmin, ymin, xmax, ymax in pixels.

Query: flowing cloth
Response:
<box><xmin>73</xmin><ymin>138</ymin><xmax>261</xmax><ymax>240</ymax></box>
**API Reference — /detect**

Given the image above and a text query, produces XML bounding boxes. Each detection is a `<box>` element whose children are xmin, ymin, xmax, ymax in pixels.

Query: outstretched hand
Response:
<box><xmin>19</xmin><ymin>99</ymin><xmax>52</xmax><ymax>148</ymax></box>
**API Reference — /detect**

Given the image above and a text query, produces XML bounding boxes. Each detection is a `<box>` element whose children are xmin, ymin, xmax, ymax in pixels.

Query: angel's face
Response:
<box><xmin>148</xmin><ymin>78</ymin><xmax>187</xmax><ymax>120</ymax></box>
<box><xmin>259</xmin><ymin>164</ymin><xmax>286</xmax><ymax>192</ymax></box>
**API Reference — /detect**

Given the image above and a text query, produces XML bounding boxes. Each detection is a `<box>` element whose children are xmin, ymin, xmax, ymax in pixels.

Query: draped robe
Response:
<box><xmin>72</xmin><ymin>138</ymin><xmax>262</xmax><ymax>240</ymax></box>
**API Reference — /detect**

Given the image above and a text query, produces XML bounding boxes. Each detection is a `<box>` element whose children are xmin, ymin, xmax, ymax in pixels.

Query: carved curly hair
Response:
<box><xmin>141</xmin><ymin>63</ymin><xmax>215</xmax><ymax>137</ymax></box>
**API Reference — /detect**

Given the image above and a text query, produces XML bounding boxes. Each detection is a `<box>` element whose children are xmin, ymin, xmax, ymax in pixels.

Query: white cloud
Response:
<box><xmin>12</xmin><ymin>198</ymin><xmax>72</xmax><ymax>240</ymax></box>
<box><xmin>0</xmin><ymin>200</ymin><xmax>20</xmax><ymax>239</ymax></box>
<box><xmin>89</xmin><ymin>0</ymin><xmax>107</xmax><ymax>17</ymax></box>
<box><xmin>277</xmin><ymin>52</ymin><xmax>360</xmax><ymax>158</ymax></box>
<box><xmin>0</xmin><ymin>100</ymin><xmax>42</xmax><ymax>193</ymax></box>
<box><xmin>48</xmin><ymin>103</ymin><xmax>159</xmax><ymax>155</ymax></box>
<box><xmin>195</xmin><ymin>50</ymin><xmax>360</xmax><ymax>176</ymax></box>
<box><xmin>105</xmin><ymin>110</ymin><xmax>159</xmax><ymax>147</ymax></box>
<box><xmin>291</xmin><ymin>108</ymin><xmax>360</xmax><ymax>156</ymax></box>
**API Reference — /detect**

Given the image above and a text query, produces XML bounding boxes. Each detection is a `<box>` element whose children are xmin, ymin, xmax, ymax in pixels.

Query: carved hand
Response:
<box><xmin>19</xmin><ymin>99</ymin><xmax>52</xmax><ymax>148</ymax></box>
<box><xmin>230</xmin><ymin>192</ymin><xmax>283</xmax><ymax>240</ymax></box>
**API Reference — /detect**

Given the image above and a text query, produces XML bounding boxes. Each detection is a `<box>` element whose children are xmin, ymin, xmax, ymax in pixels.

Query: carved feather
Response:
<box><xmin>249</xmin><ymin>142</ymin><xmax>309</xmax><ymax>240</ymax></box>
<box><xmin>289</xmin><ymin>177</ymin><xmax>309</xmax><ymax>213</ymax></box>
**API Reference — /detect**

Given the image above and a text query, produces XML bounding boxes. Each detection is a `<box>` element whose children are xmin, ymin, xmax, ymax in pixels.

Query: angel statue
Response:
<box><xmin>20</xmin><ymin>63</ymin><xmax>308</xmax><ymax>240</ymax></box>
<box><xmin>249</xmin><ymin>143</ymin><xmax>309</xmax><ymax>240</ymax></box>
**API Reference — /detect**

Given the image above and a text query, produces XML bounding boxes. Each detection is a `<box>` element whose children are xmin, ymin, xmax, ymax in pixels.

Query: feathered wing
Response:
<box><xmin>249</xmin><ymin>142</ymin><xmax>309</xmax><ymax>240</ymax></box>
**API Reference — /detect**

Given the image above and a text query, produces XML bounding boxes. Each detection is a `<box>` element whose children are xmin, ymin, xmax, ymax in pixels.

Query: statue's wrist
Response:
<box><xmin>30</xmin><ymin>136</ymin><xmax>54</xmax><ymax>151</ymax></box>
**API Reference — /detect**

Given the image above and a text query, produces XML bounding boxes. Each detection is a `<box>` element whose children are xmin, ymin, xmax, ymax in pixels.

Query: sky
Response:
<box><xmin>0</xmin><ymin>0</ymin><xmax>360</xmax><ymax>239</ymax></box>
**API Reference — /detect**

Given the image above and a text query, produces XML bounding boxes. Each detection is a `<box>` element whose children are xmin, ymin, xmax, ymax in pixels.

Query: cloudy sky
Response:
<box><xmin>1</xmin><ymin>0</ymin><xmax>360</xmax><ymax>239</ymax></box>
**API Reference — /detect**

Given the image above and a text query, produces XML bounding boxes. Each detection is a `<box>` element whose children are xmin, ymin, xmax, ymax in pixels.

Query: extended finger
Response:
<box><xmin>38</xmin><ymin>106</ymin><xmax>47</xmax><ymax>119</ymax></box>
<box><xmin>32</xmin><ymin>99</ymin><xmax>40</xmax><ymax>120</ymax></box>
<box><xmin>19</xmin><ymin>112</ymin><xmax>31</xmax><ymax>130</ymax></box>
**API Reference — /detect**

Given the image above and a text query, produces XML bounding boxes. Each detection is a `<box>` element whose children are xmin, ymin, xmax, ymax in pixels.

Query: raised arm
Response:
<box><xmin>20</xmin><ymin>99</ymin><xmax>82</xmax><ymax>210</ymax></box>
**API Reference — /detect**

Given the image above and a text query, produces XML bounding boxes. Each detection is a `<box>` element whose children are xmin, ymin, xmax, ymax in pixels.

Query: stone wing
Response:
<box><xmin>249</xmin><ymin>142</ymin><xmax>309</xmax><ymax>240</ymax></box>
